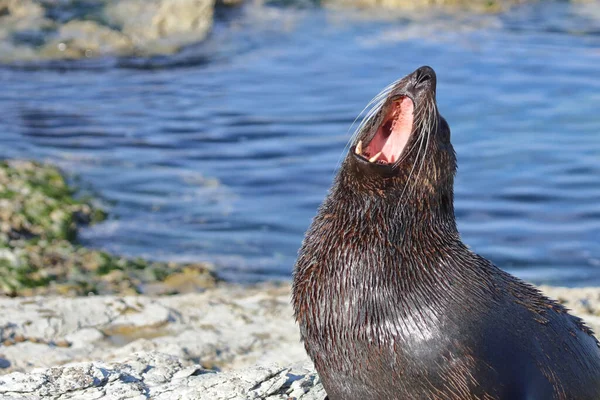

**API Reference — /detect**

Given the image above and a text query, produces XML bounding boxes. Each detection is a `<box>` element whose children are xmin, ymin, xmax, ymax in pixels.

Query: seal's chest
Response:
<box><xmin>302</xmin><ymin>275</ymin><xmax>461</xmax><ymax>362</ymax></box>
<box><xmin>311</xmin><ymin>317</ymin><xmax>484</xmax><ymax>400</ymax></box>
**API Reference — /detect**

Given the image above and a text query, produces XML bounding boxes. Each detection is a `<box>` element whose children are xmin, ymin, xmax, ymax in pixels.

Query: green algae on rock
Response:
<box><xmin>0</xmin><ymin>160</ymin><xmax>106</xmax><ymax>244</ymax></box>
<box><xmin>0</xmin><ymin>160</ymin><xmax>217</xmax><ymax>297</ymax></box>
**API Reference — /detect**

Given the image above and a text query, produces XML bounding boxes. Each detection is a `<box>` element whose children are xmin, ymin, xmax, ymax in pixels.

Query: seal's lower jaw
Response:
<box><xmin>355</xmin><ymin>96</ymin><xmax>414</xmax><ymax>165</ymax></box>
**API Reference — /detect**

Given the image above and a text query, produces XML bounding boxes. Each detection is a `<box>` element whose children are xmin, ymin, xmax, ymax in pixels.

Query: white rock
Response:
<box><xmin>0</xmin><ymin>284</ymin><xmax>307</xmax><ymax>375</ymax></box>
<box><xmin>64</xmin><ymin>328</ymin><xmax>104</xmax><ymax>348</ymax></box>
<box><xmin>0</xmin><ymin>352</ymin><xmax>323</xmax><ymax>400</ymax></box>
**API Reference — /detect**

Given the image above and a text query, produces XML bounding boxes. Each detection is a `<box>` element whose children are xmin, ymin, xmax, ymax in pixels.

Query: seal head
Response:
<box><xmin>342</xmin><ymin>66</ymin><xmax>456</xmax><ymax>232</ymax></box>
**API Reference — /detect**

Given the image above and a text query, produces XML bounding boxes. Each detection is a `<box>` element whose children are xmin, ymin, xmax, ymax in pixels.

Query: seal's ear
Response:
<box><xmin>439</xmin><ymin>116</ymin><xmax>451</xmax><ymax>144</ymax></box>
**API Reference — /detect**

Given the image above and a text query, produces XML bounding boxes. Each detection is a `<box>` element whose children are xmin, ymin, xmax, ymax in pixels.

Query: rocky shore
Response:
<box><xmin>0</xmin><ymin>283</ymin><xmax>307</xmax><ymax>375</ymax></box>
<box><xmin>1</xmin><ymin>284</ymin><xmax>600</xmax><ymax>398</ymax></box>
<box><xmin>1</xmin><ymin>161</ymin><xmax>600</xmax><ymax>398</ymax></box>
<box><xmin>0</xmin><ymin>352</ymin><xmax>325</xmax><ymax>399</ymax></box>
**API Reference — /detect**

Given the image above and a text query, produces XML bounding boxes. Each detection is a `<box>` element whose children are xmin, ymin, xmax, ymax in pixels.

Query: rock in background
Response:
<box><xmin>104</xmin><ymin>0</ymin><xmax>214</xmax><ymax>56</ymax></box>
<box><xmin>0</xmin><ymin>0</ymin><xmax>215</xmax><ymax>62</ymax></box>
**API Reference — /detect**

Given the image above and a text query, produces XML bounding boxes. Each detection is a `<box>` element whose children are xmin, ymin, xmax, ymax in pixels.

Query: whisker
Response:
<box><xmin>397</xmin><ymin>98</ymin><xmax>437</xmax><ymax>221</ymax></box>
<box><xmin>333</xmin><ymin>78</ymin><xmax>403</xmax><ymax>175</ymax></box>
<box><xmin>396</xmin><ymin>120</ymin><xmax>427</xmax><ymax>217</ymax></box>
<box><xmin>397</xmin><ymin>107</ymin><xmax>427</xmax><ymax>163</ymax></box>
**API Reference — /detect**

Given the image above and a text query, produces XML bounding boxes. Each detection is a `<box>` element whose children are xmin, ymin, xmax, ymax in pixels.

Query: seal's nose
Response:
<box><xmin>413</xmin><ymin>66</ymin><xmax>436</xmax><ymax>89</ymax></box>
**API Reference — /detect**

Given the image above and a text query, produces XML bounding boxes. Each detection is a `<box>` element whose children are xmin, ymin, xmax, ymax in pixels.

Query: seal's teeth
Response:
<box><xmin>369</xmin><ymin>151</ymin><xmax>382</xmax><ymax>163</ymax></box>
<box><xmin>355</xmin><ymin>141</ymin><xmax>363</xmax><ymax>155</ymax></box>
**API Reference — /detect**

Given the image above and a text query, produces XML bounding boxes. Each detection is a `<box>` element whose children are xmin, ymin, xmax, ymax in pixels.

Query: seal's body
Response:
<box><xmin>292</xmin><ymin>66</ymin><xmax>600</xmax><ymax>400</ymax></box>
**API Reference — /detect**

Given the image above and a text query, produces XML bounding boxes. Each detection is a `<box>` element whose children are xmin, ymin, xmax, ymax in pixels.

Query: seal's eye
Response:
<box><xmin>354</xmin><ymin>96</ymin><xmax>414</xmax><ymax>165</ymax></box>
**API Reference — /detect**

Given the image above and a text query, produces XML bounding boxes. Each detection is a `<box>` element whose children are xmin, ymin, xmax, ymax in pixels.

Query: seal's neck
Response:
<box><xmin>329</xmin><ymin>177</ymin><xmax>459</xmax><ymax>249</ymax></box>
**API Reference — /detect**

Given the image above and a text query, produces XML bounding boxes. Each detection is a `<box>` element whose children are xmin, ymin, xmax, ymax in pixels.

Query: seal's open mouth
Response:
<box><xmin>355</xmin><ymin>96</ymin><xmax>414</xmax><ymax>164</ymax></box>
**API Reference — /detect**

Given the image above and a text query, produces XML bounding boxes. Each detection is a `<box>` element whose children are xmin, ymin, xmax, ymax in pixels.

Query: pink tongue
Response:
<box><xmin>373</xmin><ymin>97</ymin><xmax>414</xmax><ymax>163</ymax></box>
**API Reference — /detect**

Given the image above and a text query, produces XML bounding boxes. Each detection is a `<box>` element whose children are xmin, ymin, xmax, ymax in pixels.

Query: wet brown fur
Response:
<box><xmin>292</xmin><ymin>66</ymin><xmax>600</xmax><ymax>400</ymax></box>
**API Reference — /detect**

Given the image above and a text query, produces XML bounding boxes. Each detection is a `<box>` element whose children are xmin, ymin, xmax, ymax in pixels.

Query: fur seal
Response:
<box><xmin>292</xmin><ymin>66</ymin><xmax>600</xmax><ymax>400</ymax></box>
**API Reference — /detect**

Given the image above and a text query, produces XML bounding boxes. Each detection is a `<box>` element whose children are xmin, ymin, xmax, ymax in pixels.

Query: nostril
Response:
<box><xmin>414</xmin><ymin>66</ymin><xmax>436</xmax><ymax>87</ymax></box>
<box><xmin>416</xmin><ymin>70</ymin><xmax>431</xmax><ymax>86</ymax></box>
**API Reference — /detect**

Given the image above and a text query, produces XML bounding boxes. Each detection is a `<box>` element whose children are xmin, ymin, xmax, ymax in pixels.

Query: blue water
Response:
<box><xmin>0</xmin><ymin>2</ymin><xmax>599</xmax><ymax>285</ymax></box>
